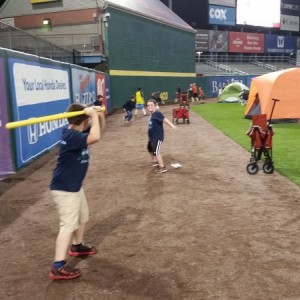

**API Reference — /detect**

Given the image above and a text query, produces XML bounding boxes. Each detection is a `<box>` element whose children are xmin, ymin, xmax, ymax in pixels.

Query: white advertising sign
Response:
<box><xmin>281</xmin><ymin>14</ymin><xmax>300</xmax><ymax>32</ymax></box>
<box><xmin>13</xmin><ymin>63</ymin><xmax>70</xmax><ymax>106</ymax></box>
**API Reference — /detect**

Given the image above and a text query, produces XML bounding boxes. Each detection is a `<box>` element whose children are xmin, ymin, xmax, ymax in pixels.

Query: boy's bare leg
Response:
<box><xmin>150</xmin><ymin>154</ymin><xmax>158</xmax><ymax>164</ymax></box>
<box><xmin>72</xmin><ymin>223</ymin><xmax>85</xmax><ymax>245</ymax></box>
<box><xmin>54</xmin><ymin>231</ymin><xmax>73</xmax><ymax>261</ymax></box>
<box><xmin>156</xmin><ymin>155</ymin><xmax>164</xmax><ymax>168</ymax></box>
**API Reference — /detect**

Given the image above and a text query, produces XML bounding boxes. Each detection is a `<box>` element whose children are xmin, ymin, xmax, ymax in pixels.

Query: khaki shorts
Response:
<box><xmin>51</xmin><ymin>188</ymin><xmax>89</xmax><ymax>233</ymax></box>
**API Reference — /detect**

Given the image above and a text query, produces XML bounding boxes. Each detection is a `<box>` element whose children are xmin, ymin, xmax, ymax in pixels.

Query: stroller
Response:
<box><xmin>172</xmin><ymin>93</ymin><xmax>190</xmax><ymax>124</ymax></box>
<box><xmin>246</xmin><ymin>99</ymin><xmax>279</xmax><ymax>175</ymax></box>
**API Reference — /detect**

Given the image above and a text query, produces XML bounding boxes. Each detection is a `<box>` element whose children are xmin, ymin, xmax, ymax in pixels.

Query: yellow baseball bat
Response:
<box><xmin>5</xmin><ymin>106</ymin><xmax>105</xmax><ymax>129</ymax></box>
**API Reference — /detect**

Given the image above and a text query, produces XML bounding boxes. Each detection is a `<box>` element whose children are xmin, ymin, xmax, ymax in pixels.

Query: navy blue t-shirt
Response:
<box><xmin>148</xmin><ymin>110</ymin><xmax>165</xmax><ymax>140</ymax></box>
<box><xmin>50</xmin><ymin>128</ymin><xmax>89</xmax><ymax>192</ymax></box>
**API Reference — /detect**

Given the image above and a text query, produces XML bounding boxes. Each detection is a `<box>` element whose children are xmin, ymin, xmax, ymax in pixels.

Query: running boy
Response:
<box><xmin>147</xmin><ymin>99</ymin><xmax>177</xmax><ymax>174</ymax></box>
<box><xmin>49</xmin><ymin>103</ymin><xmax>105</xmax><ymax>280</ymax></box>
<box><xmin>123</xmin><ymin>95</ymin><xmax>136</xmax><ymax>122</ymax></box>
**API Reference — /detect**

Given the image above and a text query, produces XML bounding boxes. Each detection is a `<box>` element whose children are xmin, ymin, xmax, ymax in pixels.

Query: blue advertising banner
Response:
<box><xmin>71</xmin><ymin>68</ymin><xmax>96</xmax><ymax>105</ymax></box>
<box><xmin>0</xmin><ymin>57</ymin><xmax>14</xmax><ymax>179</ymax></box>
<box><xmin>265</xmin><ymin>35</ymin><xmax>297</xmax><ymax>54</ymax></box>
<box><xmin>208</xmin><ymin>5</ymin><xmax>236</xmax><ymax>26</ymax></box>
<box><xmin>207</xmin><ymin>75</ymin><xmax>253</xmax><ymax>98</ymax></box>
<box><xmin>8</xmin><ymin>58</ymin><xmax>71</xmax><ymax>168</ymax></box>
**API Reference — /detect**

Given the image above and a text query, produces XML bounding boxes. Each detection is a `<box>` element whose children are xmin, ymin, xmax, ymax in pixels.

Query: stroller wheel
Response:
<box><xmin>187</xmin><ymin>119</ymin><xmax>190</xmax><ymax>124</ymax></box>
<box><xmin>263</xmin><ymin>162</ymin><xmax>274</xmax><ymax>174</ymax></box>
<box><xmin>246</xmin><ymin>163</ymin><xmax>259</xmax><ymax>175</ymax></box>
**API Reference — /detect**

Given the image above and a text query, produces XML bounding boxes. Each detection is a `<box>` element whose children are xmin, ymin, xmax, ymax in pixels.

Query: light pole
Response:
<box><xmin>196</xmin><ymin>51</ymin><xmax>202</xmax><ymax>63</ymax></box>
<box><xmin>101</xmin><ymin>12</ymin><xmax>110</xmax><ymax>57</ymax></box>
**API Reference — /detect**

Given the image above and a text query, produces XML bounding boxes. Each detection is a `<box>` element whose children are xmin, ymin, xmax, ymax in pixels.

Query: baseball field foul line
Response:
<box><xmin>5</xmin><ymin>106</ymin><xmax>106</xmax><ymax>130</ymax></box>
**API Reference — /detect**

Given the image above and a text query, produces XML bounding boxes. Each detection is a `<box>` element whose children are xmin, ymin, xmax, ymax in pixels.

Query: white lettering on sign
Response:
<box><xmin>209</xmin><ymin>8</ymin><xmax>227</xmax><ymax>21</ymax></box>
<box><xmin>13</xmin><ymin>63</ymin><xmax>69</xmax><ymax>106</ymax></box>
<box><xmin>27</xmin><ymin>118</ymin><xmax>68</xmax><ymax>144</ymax></box>
<box><xmin>277</xmin><ymin>36</ymin><xmax>284</xmax><ymax>48</ymax></box>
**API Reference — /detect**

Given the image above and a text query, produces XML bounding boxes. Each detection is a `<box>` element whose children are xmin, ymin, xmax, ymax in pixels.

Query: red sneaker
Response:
<box><xmin>69</xmin><ymin>244</ymin><xmax>97</xmax><ymax>257</ymax></box>
<box><xmin>49</xmin><ymin>264</ymin><xmax>81</xmax><ymax>280</ymax></box>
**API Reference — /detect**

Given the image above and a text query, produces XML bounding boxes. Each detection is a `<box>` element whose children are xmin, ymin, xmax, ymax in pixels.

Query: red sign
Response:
<box><xmin>229</xmin><ymin>32</ymin><xmax>264</xmax><ymax>53</ymax></box>
<box><xmin>95</xmin><ymin>73</ymin><xmax>107</xmax><ymax>114</ymax></box>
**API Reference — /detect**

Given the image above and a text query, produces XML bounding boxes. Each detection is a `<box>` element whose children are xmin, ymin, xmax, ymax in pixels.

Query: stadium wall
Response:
<box><xmin>106</xmin><ymin>7</ymin><xmax>197</xmax><ymax>108</ymax></box>
<box><xmin>0</xmin><ymin>48</ymin><xmax>110</xmax><ymax>177</ymax></box>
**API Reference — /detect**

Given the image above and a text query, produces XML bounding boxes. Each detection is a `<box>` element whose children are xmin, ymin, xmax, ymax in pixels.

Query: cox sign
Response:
<box><xmin>209</xmin><ymin>5</ymin><xmax>235</xmax><ymax>26</ymax></box>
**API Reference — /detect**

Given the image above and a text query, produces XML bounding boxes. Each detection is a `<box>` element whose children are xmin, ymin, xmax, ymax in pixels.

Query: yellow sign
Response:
<box><xmin>31</xmin><ymin>0</ymin><xmax>60</xmax><ymax>3</ymax></box>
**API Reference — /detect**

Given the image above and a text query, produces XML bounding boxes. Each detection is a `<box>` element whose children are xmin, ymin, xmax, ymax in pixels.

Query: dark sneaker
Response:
<box><xmin>155</xmin><ymin>167</ymin><xmax>167</xmax><ymax>174</ymax></box>
<box><xmin>69</xmin><ymin>244</ymin><xmax>97</xmax><ymax>257</ymax></box>
<box><xmin>151</xmin><ymin>162</ymin><xmax>159</xmax><ymax>168</ymax></box>
<box><xmin>49</xmin><ymin>264</ymin><xmax>81</xmax><ymax>280</ymax></box>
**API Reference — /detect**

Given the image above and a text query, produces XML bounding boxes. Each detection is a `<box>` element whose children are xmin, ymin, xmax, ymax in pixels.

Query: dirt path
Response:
<box><xmin>0</xmin><ymin>104</ymin><xmax>299</xmax><ymax>300</ymax></box>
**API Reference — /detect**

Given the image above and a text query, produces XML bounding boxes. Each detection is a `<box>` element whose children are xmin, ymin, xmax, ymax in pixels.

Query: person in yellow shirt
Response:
<box><xmin>135</xmin><ymin>87</ymin><xmax>147</xmax><ymax>116</ymax></box>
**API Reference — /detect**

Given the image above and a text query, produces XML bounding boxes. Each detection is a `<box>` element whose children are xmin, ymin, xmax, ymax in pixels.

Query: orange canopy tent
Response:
<box><xmin>244</xmin><ymin>68</ymin><xmax>300</xmax><ymax>121</ymax></box>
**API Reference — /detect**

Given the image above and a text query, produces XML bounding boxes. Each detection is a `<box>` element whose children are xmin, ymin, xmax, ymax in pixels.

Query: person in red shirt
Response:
<box><xmin>198</xmin><ymin>86</ymin><xmax>205</xmax><ymax>104</ymax></box>
<box><xmin>191</xmin><ymin>83</ymin><xmax>198</xmax><ymax>102</ymax></box>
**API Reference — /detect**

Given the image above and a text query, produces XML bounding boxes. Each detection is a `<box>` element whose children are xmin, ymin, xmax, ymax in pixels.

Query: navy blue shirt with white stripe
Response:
<box><xmin>148</xmin><ymin>110</ymin><xmax>165</xmax><ymax>140</ymax></box>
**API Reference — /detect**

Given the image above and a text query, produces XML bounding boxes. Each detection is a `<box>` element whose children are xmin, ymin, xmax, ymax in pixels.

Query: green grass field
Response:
<box><xmin>192</xmin><ymin>102</ymin><xmax>300</xmax><ymax>187</ymax></box>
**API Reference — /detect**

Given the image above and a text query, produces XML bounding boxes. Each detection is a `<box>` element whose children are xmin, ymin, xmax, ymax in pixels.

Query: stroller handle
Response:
<box><xmin>268</xmin><ymin>98</ymin><xmax>280</xmax><ymax>124</ymax></box>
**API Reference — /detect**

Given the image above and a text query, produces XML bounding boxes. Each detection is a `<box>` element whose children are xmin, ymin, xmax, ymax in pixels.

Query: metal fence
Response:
<box><xmin>0</xmin><ymin>21</ymin><xmax>77</xmax><ymax>63</ymax></box>
<box><xmin>196</xmin><ymin>53</ymin><xmax>299</xmax><ymax>65</ymax></box>
<box><xmin>195</xmin><ymin>53</ymin><xmax>300</xmax><ymax>76</ymax></box>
